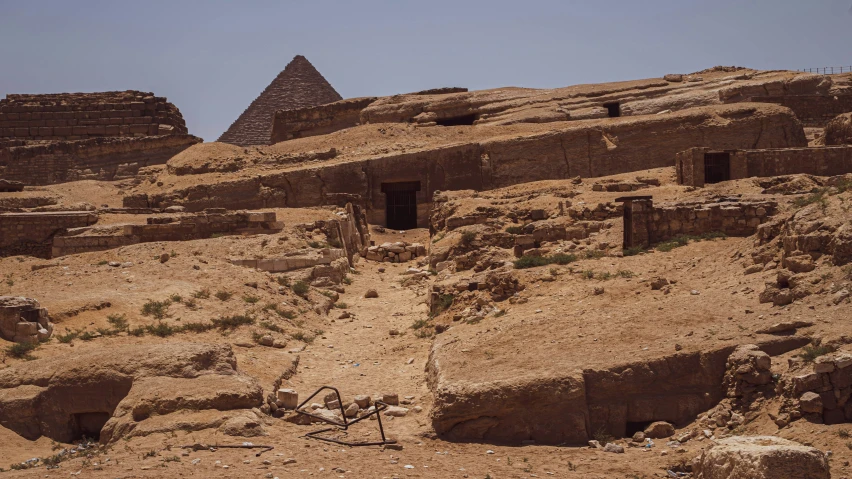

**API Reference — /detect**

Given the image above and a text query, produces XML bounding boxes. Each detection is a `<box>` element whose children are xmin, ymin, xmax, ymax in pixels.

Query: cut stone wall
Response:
<box><xmin>0</xmin><ymin>211</ymin><xmax>98</xmax><ymax>258</ymax></box>
<box><xmin>51</xmin><ymin>210</ymin><xmax>282</xmax><ymax>257</ymax></box>
<box><xmin>618</xmin><ymin>197</ymin><xmax>777</xmax><ymax>248</ymax></box>
<box><xmin>270</xmin><ymin>97</ymin><xmax>377</xmax><ymax>144</ymax></box>
<box><xmin>0</xmin><ymin>91</ymin><xmax>188</xmax><ymax>140</ymax></box>
<box><xmin>141</xmin><ymin>103</ymin><xmax>806</xmax><ymax>228</ymax></box>
<box><xmin>677</xmin><ymin>146</ymin><xmax>852</xmax><ymax>187</ymax></box>
<box><xmin>0</xmin><ymin>135</ymin><xmax>201</xmax><ymax>185</ymax></box>
<box><xmin>750</xmin><ymin>95</ymin><xmax>852</xmax><ymax>127</ymax></box>
<box><xmin>364</xmin><ymin>241</ymin><xmax>426</xmax><ymax>262</ymax></box>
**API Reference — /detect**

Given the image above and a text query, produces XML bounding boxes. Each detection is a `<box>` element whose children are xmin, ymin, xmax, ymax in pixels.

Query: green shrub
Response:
<box><xmin>243</xmin><ymin>295</ymin><xmax>260</xmax><ymax>304</ymax></box>
<box><xmin>550</xmin><ymin>253</ymin><xmax>577</xmax><ymax>265</ymax></box>
<box><xmin>192</xmin><ymin>288</ymin><xmax>211</xmax><ymax>299</ymax></box>
<box><xmin>214</xmin><ymin>290</ymin><xmax>232</xmax><ymax>301</ymax></box>
<box><xmin>334</xmin><ymin>302</ymin><xmax>348</xmax><ymax>309</ymax></box>
<box><xmin>460</xmin><ymin>232</ymin><xmax>476</xmax><ymax>245</ymax></box>
<box><xmin>141</xmin><ymin>299</ymin><xmax>171</xmax><ymax>320</ymax></box>
<box><xmin>431</xmin><ymin>293</ymin><xmax>454</xmax><ymax>316</ymax></box>
<box><xmin>183</xmin><ymin>298</ymin><xmax>197</xmax><ymax>309</ymax></box>
<box><xmin>145</xmin><ymin>322</ymin><xmax>176</xmax><ymax>338</ymax></box>
<box><xmin>505</xmin><ymin>225</ymin><xmax>524</xmax><ymax>235</ymax></box>
<box><xmin>799</xmin><ymin>344</ymin><xmax>834</xmax><ymax>363</ymax></box>
<box><xmin>260</xmin><ymin>321</ymin><xmax>285</xmax><ymax>333</ymax></box>
<box><xmin>514</xmin><ymin>255</ymin><xmax>551</xmax><ymax>269</ymax></box>
<box><xmin>327</xmin><ymin>238</ymin><xmax>342</xmax><ymax>248</ymax></box>
<box><xmin>276</xmin><ymin>276</ymin><xmax>291</xmax><ymax>287</ymax></box>
<box><xmin>78</xmin><ymin>330</ymin><xmax>97</xmax><ymax>341</ymax></box>
<box><xmin>56</xmin><ymin>330</ymin><xmax>79</xmax><ymax>344</ymax></box>
<box><xmin>107</xmin><ymin>314</ymin><xmax>128</xmax><ymax>330</ymax></box>
<box><xmin>129</xmin><ymin>326</ymin><xmax>146</xmax><ymax>337</ymax></box>
<box><xmin>168</xmin><ymin>294</ymin><xmax>183</xmax><ymax>304</ymax></box>
<box><xmin>307</xmin><ymin>241</ymin><xmax>323</xmax><ymax>248</ymax></box>
<box><xmin>212</xmin><ymin>314</ymin><xmax>255</xmax><ymax>330</ymax></box>
<box><xmin>292</xmin><ymin>281</ymin><xmax>309</xmax><ymax>297</ymax></box>
<box><xmin>291</xmin><ymin>331</ymin><xmax>315</xmax><ymax>344</ymax></box>
<box><xmin>623</xmin><ymin>246</ymin><xmax>645</xmax><ymax>256</ymax></box>
<box><xmin>411</xmin><ymin>319</ymin><xmax>430</xmax><ymax>330</ymax></box>
<box><xmin>6</xmin><ymin>342</ymin><xmax>37</xmax><ymax>359</ymax></box>
<box><xmin>581</xmin><ymin>250</ymin><xmax>605</xmax><ymax>260</ymax></box>
<box><xmin>180</xmin><ymin>322</ymin><xmax>213</xmax><ymax>333</ymax></box>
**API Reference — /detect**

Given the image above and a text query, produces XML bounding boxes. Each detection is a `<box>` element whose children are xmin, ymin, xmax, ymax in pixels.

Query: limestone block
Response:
<box><xmin>276</xmin><ymin>389</ymin><xmax>299</xmax><ymax>409</ymax></box>
<box><xmin>693</xmin><ymin>436</ymin><xmax>829</xmax><ymax>479</ymax></box>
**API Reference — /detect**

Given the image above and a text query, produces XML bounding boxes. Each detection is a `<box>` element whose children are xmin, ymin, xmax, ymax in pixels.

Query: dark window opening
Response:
<box><xmin>435</xmin><ymin>114</ymin><xmax>478</xmax><ymax>126</ymax></box>
<box><xmin>603</xmin><ymin>102</ymin><xmax>621</xmax><ymax>118</ymax></box>
<box><xmin>73</xmin><ymin>412</ymin><xmax>111</xmax><ymax>441</ymax></box>
<box><xmin>704</xmin><ymin>152</ymin><xmax>731</xmax><ymax>184</ymax></box>
<box><xmin>625</xmin><ymin>421</ymin><xmax>654</xmax><ymax>438</ymax></box>
<box><xmin>382</xmin><ymin>181</ymin><xmax>421</xmax><ymax>230</ymax></box>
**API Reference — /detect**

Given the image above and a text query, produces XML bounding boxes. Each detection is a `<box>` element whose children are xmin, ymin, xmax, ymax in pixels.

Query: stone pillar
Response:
<box><xmin>615</xmin><ymin>196</ymin><xmax>653</xmax><ymax>249</ymax></box>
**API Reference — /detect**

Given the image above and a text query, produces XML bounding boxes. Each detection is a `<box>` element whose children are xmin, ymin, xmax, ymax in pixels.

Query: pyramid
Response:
<box><xmin>218</xmin><ymin>55</ymin><xmax>342</xmax><ymax>146</ymax></box>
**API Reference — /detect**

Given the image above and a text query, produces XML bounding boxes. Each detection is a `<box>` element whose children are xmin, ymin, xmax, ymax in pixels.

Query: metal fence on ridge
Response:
<box><xmin>799</xmin><ymin>66</ymin><xmax>852</xmax><ymax>74</ymax></box>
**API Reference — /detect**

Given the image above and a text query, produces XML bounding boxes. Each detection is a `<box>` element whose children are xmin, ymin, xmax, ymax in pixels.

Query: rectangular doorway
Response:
<box><xmin>603</xmin><ymin>102</ymin><xmax>621</xmax><ymax>118</ymax></box>
<box><xmin>382</xmin><ymin>181</ymin><xmax>420</xmax><ymax>230</ymax></box>
<box><xmin>703</xmin><ymin>152</ymin><xmax>731</xmax><ymax>184</ymax></box>
<box><xmin>623</xmin><ymin>206</ymin><xmax>633</xmax><ymax>248</ymax></box>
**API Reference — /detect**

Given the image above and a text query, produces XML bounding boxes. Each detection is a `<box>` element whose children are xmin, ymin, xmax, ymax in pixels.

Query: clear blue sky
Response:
<box><xmin>1</xmin><ymin>0</ymin><xmax>850</xmax><ymax>141</ymax></box>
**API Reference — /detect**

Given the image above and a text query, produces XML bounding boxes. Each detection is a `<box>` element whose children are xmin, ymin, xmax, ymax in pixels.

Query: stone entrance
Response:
<box><xmin>382</xmin><ymin>181</ymin><xmax>420</xmax><ymax>230</ymax></box>
<box><xmin>703</xmin><ymin>152</ymin><xmax>731</xmax><ymax>184</ymax></box>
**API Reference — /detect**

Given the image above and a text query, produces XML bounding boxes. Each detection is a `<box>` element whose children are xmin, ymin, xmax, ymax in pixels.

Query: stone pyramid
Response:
<box><xmin>218</xmin><ymin>55</ymin><xmax>342</xmax><ymax>146</ymax></box>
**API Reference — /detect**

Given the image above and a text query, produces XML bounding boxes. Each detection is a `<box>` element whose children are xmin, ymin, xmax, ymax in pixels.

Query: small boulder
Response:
<box><xmin>365</xmin><ymin>289</ymin><xmax>379</xmax><ymax>298</ymax></box>
<box><xmin>603</xmin><ymin>443</ymin><xmax>625</xmax><ymax>453</ymax></box>
<box><xmin>644</xmin><ymin>421</ymin><xmax>675</xmax><ymax>439</ymax></box>
<box><xmin>799</xmin><ymin>391</ymin><xmax>823</xmax><ymax>413</ymax></box>
<box><xmin>258</xmin><ymin>335</ymin><xmax>274</xmax><ymax>347</ymax></box>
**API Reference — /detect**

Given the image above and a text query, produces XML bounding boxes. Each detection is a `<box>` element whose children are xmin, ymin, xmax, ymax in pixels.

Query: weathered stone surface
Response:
<box><xmin>0</xmin><ymin>343</ymin><xmax>261</xmax><ymax>443</ymax></box>
<box><xmin>643</xmin><ymin>421</ymin><xmax>675</xmax><ymax>439</ymax></box>
<box><xmin>693</xmin><ymin>436</ymin><xmax>829</xmax><ymax>479</ymax></box>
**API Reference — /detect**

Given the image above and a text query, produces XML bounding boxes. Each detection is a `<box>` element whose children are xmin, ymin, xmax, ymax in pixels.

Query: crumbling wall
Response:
<box><xmin>0</xmin><ymin>91</ymin><xmax>188</xmax><ymax>140</ymax></box>
<box><xmin>51</xmin><ymin>210</ymin><xmax>282</xmax><ymax>257</ymax></box>
<box><xmin>677</xmin><ymin>146</ymin><xmax>852</xmax><ymax>187</ymax></box>
<box><xmin>270</xmin><ymin>97</ymin><xmax>377</xmax><ymax>143</ymax></box>
<box><xmin>0</xmin><ymin>296</ymin><xmax>54</xmax><ymax>345</ymax></box>
<box><xmin>0</xmin><ymin>135</ymin><xmax>200</xmax><ymax>185</ymax></box>
<box><xmin>0</xmin><ymin>211</ymin><xmax>98</xmax><ymax>258</ymax></box>
<box><xmin>750</xmin><ymin>95</ymin><xmax>852</xmax><ymax>127</ymax></box>
<box><xmin>620</xmin><ymin>198</ymin><xmax>777</xmax><ymax>248</ymax></box>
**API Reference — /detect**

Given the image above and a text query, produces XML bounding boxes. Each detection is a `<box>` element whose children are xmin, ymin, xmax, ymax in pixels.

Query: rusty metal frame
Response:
<box><xmin>294</xmin><ymin>385</ymin><xmax>397</xmax><ymax>446</ymax></box>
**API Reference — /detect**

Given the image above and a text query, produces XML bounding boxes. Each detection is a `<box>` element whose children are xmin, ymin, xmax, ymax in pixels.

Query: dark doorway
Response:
<box><xmin>703</xmin><ymin>152</ymin><xmax>731</xmax><ymax>184</ymax></box>
<box><xmin>435</xmin><ymin>114</ymin><xmax>478</xmax><ymax>126</ymax></box>
<box><xmin>623</xmin><ymin>206</ymin><xmax>633</xmax><ymax>248</ymax></box>
<box><xmin>603</xmin><ymin>102</ymin><xmax>621</xmax><ymax>118</ymax></box>
<box><xmin>625</xmin><ymin>421</ymin><xmax>654</xmax><ymax>438</ymax></box>
<box><xmin>382</xmin><ymin>181</ymin><xmax>420</xmax><ymax>230</ymax></box>
<box><xmin>73</xmin><ymin>412</ymin><xmax>111</xmax><ymax>441</ymax></box>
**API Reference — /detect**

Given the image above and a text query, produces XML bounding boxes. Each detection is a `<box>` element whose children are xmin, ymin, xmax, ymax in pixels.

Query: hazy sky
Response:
<box><xmin>1</xmin><ymin>0</ymin><xmax>851</xmax><ymax>141</ymax></box>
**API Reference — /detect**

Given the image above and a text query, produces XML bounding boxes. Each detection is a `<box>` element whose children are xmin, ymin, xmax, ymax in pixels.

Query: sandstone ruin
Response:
<box><xmin>1</xmin><ymin>65</ymin><xmax>851</xmax><ymax>477</ymax></box>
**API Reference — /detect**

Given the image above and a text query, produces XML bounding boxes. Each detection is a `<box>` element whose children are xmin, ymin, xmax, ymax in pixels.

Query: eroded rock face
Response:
<box><xmin>0</xmin><ymin>296</ymin><xmax>53</xmax><ymax>344</ymax></box>
<box><xmin>693</xmin><ymin>436</ymin><xmax>829</xmax><ymax>479</ymax></box>
<box><xmin>824</xmin><ymin>112</ymin><xmax>852</xmax><ymax>145</ymax></box>
<box><xmin>0</xmin><ymin>343</ymin><xmax>263</xmax><ymax>443</ymax></box>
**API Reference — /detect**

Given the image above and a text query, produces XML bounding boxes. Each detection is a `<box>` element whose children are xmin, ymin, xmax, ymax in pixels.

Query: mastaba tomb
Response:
<box><xmin>0</xmin><ymin>91</ymin><xmax>200</xmax><ymax>185</ymax></box>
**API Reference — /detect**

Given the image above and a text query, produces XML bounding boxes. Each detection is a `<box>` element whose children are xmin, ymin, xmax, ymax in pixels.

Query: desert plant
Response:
<box><xmin>292</xmin><ymin>281</ymin><xmax>309</xmax><ymax>297</ymax></box>
<box><xmin>145</xmin><ymin>322</ymin><xmax>176</xmax><ymax>338</ymax></box>
<box><xmin>242</xmin><ymin>295</ymin><xmax>260</xmax><ymax>304</ymax></box>
<box><xmin>141</xmin><ymin>299</ymin><xmax>171</xmax><ymax>320</ymax></box>
<box><xmin>211</xmin><ymin>314</ymin><xmax>255</xmax><ymax>330</ymax></box>
<box><xmin>460</xmin><ymin>231</ymin><xmax>476</xmax><ymax>245</ymax></box>
<box><xmin>192</xmin><ymin>288</ymin><xmax>211</xmax><ymax>299</ymax></box>
<box><xmin>431</xmin><ymin>293</ymin><xmax>454</xmax><ymax>317</ymax></box>
<box><xmin>505</xmin><ymin>225</ymin><xmax>524</xmax><ymax>235</ymax></box>
<box><xmin>6</xmin><ymin>342</ymin><xmax>37</xmax><ymax>359</ymax></box>
<box><xmin>107</xmin><ymin>313</ymin><xmax>128</xmax><ymax>330</ymax></box>
<box><xmin>214</xmin><ymin>290</ymin><xmax>232</xmax><ymax>301</ymax></box>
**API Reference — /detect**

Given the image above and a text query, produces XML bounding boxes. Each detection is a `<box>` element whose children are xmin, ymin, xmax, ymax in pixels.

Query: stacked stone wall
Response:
<box><xmin>0</xmin><ymin>91</ymin><xmax>188</xmax><ymax>140</ymax></box>
<box><xmin>271</xmin><ymin>97</ymin><xmax>377</xmax><ymax>144</ymax></box>
<box><xmin>51</xmin><ymin>210</ymin><xmax>282</xmax><ymax>257</ymax></box>
<box><xmin>750</xmin><ymin>95</ymin><xmax>852</xmax><ymax>127</ymax></box>
<box><xmin>0</xmin><ymin>211</ymin><xmax>98</xmax><ymax>258</ymax></box>
<box><xmin>0</xmin><ymin>135</ymin><xmax>200</xmax><ymax>185</ymax></box>
<box><xmin>620</xmin><ymin>198</ymin><xmax>777</xmax><ymax>248</ymax></box>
